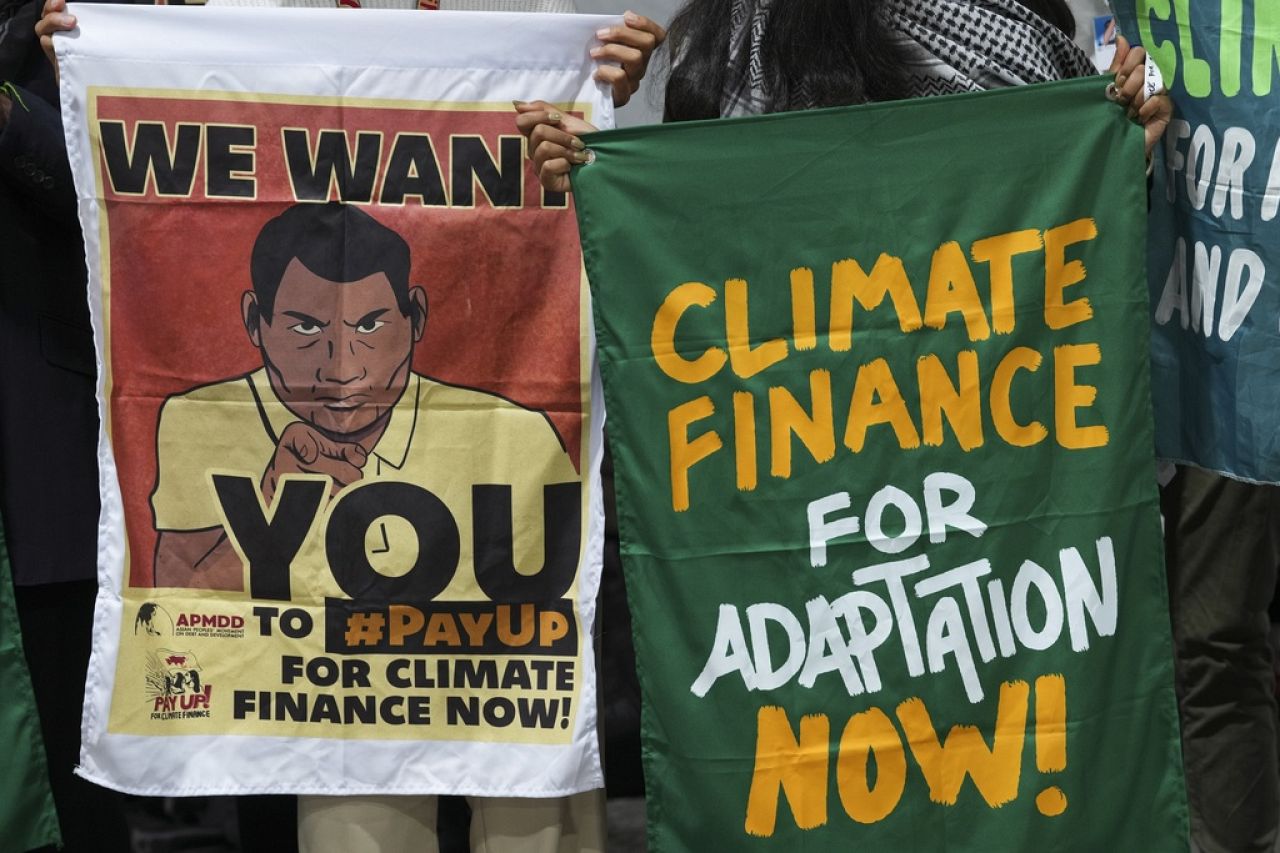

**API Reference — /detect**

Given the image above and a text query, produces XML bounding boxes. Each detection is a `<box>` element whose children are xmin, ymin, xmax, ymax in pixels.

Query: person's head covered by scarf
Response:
<box><xmin>663</xmin><ymin>0</ymin><xmax>1095</xmax><ymax>121</ymax></box>
<box><xmin>518</xmin><ymin>0</ymin><xmax>1171</xmax><ymax>192</ymax></box>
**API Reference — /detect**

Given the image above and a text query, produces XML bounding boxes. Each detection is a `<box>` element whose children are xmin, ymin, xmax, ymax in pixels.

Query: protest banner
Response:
<box><xmin>1113</xmin><ymin>1</ymin><xmax>1280</xmax><ymax>482</ymax></box>
<box><xmin>59</xmin><ymin>5</ymin><xmax>610</xmax><ymax>796</ymax></box>
<box><xmin>573</xmin><ymin>77</ymin><xmax>1189</xmax><ymax>850</ymax></box>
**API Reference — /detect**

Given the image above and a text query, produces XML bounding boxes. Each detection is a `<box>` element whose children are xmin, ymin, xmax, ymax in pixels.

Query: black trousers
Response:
<box><xmin>16</xmin><ymin>579</ymin><xmax>132</xmax><ymax>853</ymax></box>
<box><xmin>1162</xmin><ymin>466</ymin><xmax>1280</xmax><ymax>853</ymax></box>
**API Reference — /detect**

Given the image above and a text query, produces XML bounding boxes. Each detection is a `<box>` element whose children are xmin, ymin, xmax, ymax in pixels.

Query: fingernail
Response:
<box><xmin>572</xmin><ymin>150</ymin><xmax>590</xmax><ymax>163</ymax></box>
<box><xmin>590</xmin><ymin>47</ymin><xmax>603</xmax><ymax>58</ymax></box>
<box><xmin>512</xmin><ymin>99</ymin><xmax>527</xmax><ymax>109</ymax></box>
<box><xmin>596</xmin><ymin>27</ymin><xmax>611</xmax><ymax>38</ymax></box>
<box><xmin>624</xmin><ymin>10</ymin><xmax>639</xmax><ymax>23</ymax></box>
<box><xmin>571</xmin><ymin>137</ymin><xmax>586</xmax><ymax>150</ymax></box>
<box><xmin>1116</xmin><ymin>74</ymin><xmax>1126</xmax><ymax>86</ymax></box>
<box><xmin>547</xmin><ymin>111</ymin><xmax>562</xmax><ymax>122</ymax></box>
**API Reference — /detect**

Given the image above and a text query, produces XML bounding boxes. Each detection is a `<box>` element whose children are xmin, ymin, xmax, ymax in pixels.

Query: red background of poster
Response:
<box><xmin>96</xmin><ymin>95</ymin><xmax>585</xmax><ymax>587</ymax></box>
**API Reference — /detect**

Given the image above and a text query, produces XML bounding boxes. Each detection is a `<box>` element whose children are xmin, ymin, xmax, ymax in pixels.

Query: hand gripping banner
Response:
<box><xmin>573</xmin><ymin>77</ymin><xmax>1189</xmax><ymax>851</ymax></box>
<box><xmin>59</xmin><ymin>4</ymin><xmax>611</xmax><ymax>796</ymax></box>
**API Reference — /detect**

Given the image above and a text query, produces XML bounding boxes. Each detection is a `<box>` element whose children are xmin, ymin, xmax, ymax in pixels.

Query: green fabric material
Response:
<box><xmin>0</xmin><ymin>514</ymin><xmax>61</xmax><ymax>853</ymax></box>
<box><xmin>574</xmin><ymin>77</ymin><xmax>1189</xmax><ymax>851</ymax></box>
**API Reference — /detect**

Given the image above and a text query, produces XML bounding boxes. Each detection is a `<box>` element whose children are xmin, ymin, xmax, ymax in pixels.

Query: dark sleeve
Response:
<box><xmin>0</xmin><ymin>1</ymin><xmax>40</xmax><ymax>81</ymax></box>
<box><xmin>0</xmin><ymin>83</ymin><xmax>79</xmax><ymax>226</ymax></box>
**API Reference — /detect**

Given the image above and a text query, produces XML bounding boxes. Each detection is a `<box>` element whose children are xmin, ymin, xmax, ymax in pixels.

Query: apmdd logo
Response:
<box><xmin>134</xmin><ymin>602</ymin><xmax>174</xmax><ymax>636</ymax></box>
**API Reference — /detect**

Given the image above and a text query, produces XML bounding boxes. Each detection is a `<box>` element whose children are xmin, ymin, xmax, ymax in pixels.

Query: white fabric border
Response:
<box><xmin>59</xmin><ymin>4</ymin><xmax>614</xmax><ymax>796</ymax></box>
<box><xmin>208</xmin><ymin>0</ymin><xmax>581</xmax><ymax>11</ymax></box>
<box><xmin>59</xmin><ymin>5</ymin><xmax>618</xmax><ymax>82</ymax></box>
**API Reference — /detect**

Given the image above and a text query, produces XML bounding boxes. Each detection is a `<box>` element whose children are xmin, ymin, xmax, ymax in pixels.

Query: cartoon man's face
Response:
<box><xmin>243</xmin><ymin>257</ymin><xmax>426</xmax><ymax>438</ymax></box>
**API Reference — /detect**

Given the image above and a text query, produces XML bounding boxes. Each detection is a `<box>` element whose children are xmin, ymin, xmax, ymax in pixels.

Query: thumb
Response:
<box><xmin>1109</xmin><ymin>35</ymin><xmax>1130</xmax><ymax>74</ymax></box>
<box><xmin>338</xmin><ymin>442</ymin><xmax>369</xmax><ymax>468</ymax></box>
<box><xmin>558</xmin><ymin>113</ymin><xmax>598</xmax><ymax>136</ymax></box>
<box><xmin>308</xmin><ymin>429</ymin><xmax>367</xmax><ymax>467</ymax></box>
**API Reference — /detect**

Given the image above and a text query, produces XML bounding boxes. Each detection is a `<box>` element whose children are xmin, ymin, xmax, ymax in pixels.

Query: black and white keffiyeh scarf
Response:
<box><xmin>719</xmin><ymin>0</ymin><xmax>1099</xmax><ymax>117</ymax></box>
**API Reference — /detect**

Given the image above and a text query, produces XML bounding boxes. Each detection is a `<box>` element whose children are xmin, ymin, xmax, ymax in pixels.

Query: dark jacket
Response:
<box><xmin>0</xmin><ymin>34</ymin><xmax>101</xmax><ymax>585</ymax></box>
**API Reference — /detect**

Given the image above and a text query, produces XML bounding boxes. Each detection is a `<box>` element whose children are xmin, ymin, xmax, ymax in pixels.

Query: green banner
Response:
<box><xmin>574</xmin><ymin>77</ymin><xmax>1188</xmax><ymax>851</ymax></box>
<box><xmin>0</xmin><ymin>514</ymin><xmax>60</xmax><ymax>853</ymax></box>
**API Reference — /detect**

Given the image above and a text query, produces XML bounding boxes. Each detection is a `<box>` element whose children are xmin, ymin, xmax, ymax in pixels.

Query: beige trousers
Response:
<box><xmin>297</xmin><ymin>791</ymin><xmax>605</xmax><ymax>853</ymax></box>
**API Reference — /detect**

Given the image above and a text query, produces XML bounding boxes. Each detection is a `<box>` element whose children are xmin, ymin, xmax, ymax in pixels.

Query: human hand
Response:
<box><xmin>262</xmin><ymin>421</ymin><xmax>368</xmax><ymax>503</ymax></box>
<box><xmin>34</xmin><ymin>0</ymin><xmax>76</xmax><ymax>83</ymax></box>
<box><xmin>515</xmin><ymin>100</ymin><xmax>598</xmax><ymax>195</ymax></box>
<box><xmin>591</xmin><ymin>10</ymin><xmax>665</xmax><ymax>108</ymax></box>
<box><xmin>1109</xmin><ymin>35</ymin><xmax>1173</xmax><ymax>161</ymax></box>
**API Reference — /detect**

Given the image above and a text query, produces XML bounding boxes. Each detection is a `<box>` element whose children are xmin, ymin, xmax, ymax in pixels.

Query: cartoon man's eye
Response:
<box><xmin>356</xmin><ymin>319</ymin><xmax>386</xmax><ymax>334</ymax></box>
<box><xmin>289</xmin><ymin>322</ymin><xmax>324</xmax><ymax>336</ymax></box>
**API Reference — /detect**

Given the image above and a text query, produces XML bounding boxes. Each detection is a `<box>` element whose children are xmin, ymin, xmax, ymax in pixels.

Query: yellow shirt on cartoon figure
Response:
<box><xmin>150</xmin><ymin>368</ymin><xmax>580</xmax><ymax>602</ymax></box>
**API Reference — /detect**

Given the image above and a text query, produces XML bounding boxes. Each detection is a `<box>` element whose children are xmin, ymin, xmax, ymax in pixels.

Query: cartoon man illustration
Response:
<box><xmin>150</xmin><ymin>202</ymin><xmax>578</xmax><ymax>590</ymax></box>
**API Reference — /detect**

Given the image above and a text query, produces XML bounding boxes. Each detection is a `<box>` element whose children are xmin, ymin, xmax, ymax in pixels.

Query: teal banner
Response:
<box><xmin>1115</xmin><ymin>0</ymin><xmax>1280</xmax><ymax>482</ymax></box>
